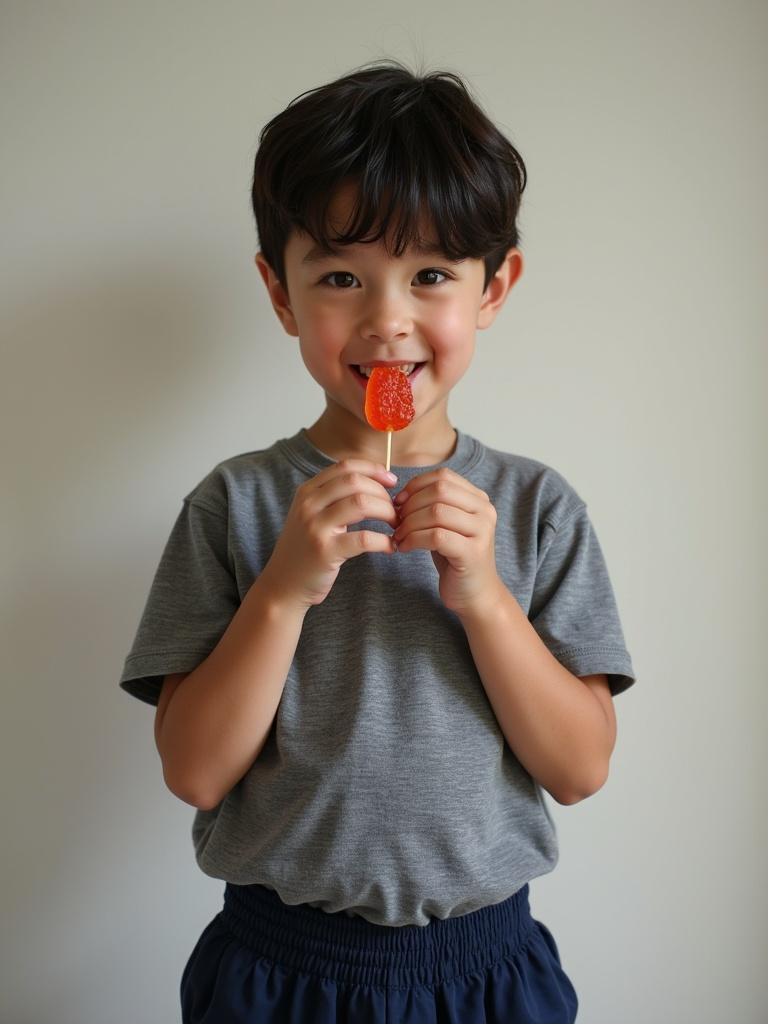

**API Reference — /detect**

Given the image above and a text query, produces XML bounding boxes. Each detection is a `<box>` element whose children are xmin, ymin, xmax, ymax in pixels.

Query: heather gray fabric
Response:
<box><xmin>119</xmin><ymin>429</ymin><xmax>636</xmax><ymax>927</ymax></box>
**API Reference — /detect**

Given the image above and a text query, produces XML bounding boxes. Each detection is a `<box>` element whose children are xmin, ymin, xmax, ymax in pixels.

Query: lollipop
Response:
<box><xmin>364</xmin><ymin>366</ymin><xmax>415</xmax><ymax>471</ymax></box>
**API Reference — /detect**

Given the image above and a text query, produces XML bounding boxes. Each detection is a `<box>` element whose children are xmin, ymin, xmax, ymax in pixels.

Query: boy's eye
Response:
<box><xmin>415</xmin><ymin>269</ymin><xmax>448</xmax><ymax>286</ymax></box>
<box><xmin>323</xmin><ymin>271</ymin><xmax>357</xmax><ymax>288</ymax></box>
<box><xmin>320</xmin><ymin>269</ymin><xmax>449</xmax><ymax>288</ymax></box>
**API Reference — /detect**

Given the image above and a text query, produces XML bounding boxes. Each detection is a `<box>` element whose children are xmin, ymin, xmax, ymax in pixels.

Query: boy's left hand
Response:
<box><xmin>392</xmin><ymin>468</ymin><xmax>504</xmax><ymax>618</ymax></box>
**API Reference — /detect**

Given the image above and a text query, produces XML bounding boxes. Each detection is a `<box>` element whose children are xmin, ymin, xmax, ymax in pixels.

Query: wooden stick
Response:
<box><xmin>385</xmin><ymin>429</ymin><xmax>392</xmax><ymax>472</ymax></box>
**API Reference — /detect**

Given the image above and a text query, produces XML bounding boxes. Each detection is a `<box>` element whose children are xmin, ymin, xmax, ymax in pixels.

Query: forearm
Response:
<box><xmin>157</xmin><ymin>575</ymin><xmax>306</xmax><ymax>810</ymax></box>
<box><xmin>458</xmin><ymin>583</ymin><xmax>612</xmax><ymax>804</ymax></box>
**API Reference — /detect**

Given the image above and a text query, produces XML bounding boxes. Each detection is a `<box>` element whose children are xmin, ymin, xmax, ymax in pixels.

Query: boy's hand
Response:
<box><xmin>392</xmin><ymin>468</ymin><xmax>504</xmax><ymax>618</ymax></box>
<box><xmin>259</xmin><ymin>460</ymin><xmax>398</xmax><ymax>611</ymax></box>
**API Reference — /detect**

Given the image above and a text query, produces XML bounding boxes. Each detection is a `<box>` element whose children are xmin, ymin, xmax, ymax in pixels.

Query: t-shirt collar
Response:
<box><xmin>277</xmin><ymin>428</ymin><xmax>482</xmax><ymax>483</ymax></box>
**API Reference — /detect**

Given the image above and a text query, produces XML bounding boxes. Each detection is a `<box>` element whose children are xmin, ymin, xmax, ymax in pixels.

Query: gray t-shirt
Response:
<box><xmin>119</xmin><ymin>429</ymin><xmax>636</xmax><ymax>927</ymax></box>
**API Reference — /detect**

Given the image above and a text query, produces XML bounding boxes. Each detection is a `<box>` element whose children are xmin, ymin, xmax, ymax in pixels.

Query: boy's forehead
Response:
<box><xmin>295</xmin><ymin>235</ymin><xmax>449</xmax><ymax>265</ymax></box>
<box><xmin>293</xmin><ymin>180</ymin><xmax>443</xmax><ymax>258</ymax></box>
<box><xmin>324</xmin><ymin>179</ymin><xmax>410</xmax><ymax>231</ymax></box>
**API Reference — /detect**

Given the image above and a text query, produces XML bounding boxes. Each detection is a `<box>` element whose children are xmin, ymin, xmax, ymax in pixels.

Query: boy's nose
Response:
<box><xmin>359</xmin><ymin>294</ymin><xmax>414</xmax><ymax>344</ymax></box>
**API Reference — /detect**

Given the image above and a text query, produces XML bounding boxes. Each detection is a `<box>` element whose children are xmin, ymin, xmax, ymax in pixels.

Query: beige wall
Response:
<box><xmin>2</xmin><ymin>2</ymin><xmax>766</xmax><ymax>1020</ymax></box>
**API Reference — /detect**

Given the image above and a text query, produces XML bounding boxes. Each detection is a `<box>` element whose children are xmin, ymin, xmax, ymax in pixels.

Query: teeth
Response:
<box><xmin>358</xmin><ymin>363</ymin><xmax>416</xmax><ymax>377</ymax></box>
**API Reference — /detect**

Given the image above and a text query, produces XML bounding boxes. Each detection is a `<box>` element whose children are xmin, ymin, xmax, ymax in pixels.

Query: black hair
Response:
<box><xmin>251</xmin><ymin>59</ymin><xmax>527</xmax><ymax>293</ymax></box>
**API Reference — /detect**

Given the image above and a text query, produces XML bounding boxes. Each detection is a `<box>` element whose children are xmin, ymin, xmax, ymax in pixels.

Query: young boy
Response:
<box><xmin>120</xmin><ymin>59</ymin><xmax>635</xmax><ymax>1023</ymax></box>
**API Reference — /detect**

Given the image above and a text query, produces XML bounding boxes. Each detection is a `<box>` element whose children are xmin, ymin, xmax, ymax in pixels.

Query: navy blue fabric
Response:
<box><xmin>181</xmin><ymin>882</ymin><xmax>578</xmax><ymax>1022</ymax></box>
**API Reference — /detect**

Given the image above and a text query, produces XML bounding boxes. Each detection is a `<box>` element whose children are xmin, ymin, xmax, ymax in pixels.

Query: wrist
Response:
<box><xmin>453</xmin><ymin>576</ymin><xmax>512</xmax><ymax>629</ymax></box>
<box><xmin>246</xmin><ymin>568</ymin><xmax>313</xmax><ymax>622</ymax></box>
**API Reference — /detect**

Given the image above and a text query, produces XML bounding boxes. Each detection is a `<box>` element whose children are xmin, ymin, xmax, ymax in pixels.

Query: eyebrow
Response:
<box><xmin>300</xmin><ymin>241</ymin><xmax>456</xmax><ymax>265</ymax></box>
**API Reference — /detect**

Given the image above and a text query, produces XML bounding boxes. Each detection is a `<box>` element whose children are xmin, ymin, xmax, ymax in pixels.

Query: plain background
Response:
<box><xmin>2</xmin><ymin>2</ymin><xmax>766</xmax><ymax>1021</ymax></box>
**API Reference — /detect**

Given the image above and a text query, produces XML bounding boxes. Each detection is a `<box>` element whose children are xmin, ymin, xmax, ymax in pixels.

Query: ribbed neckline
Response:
<box><xmin>277</xmin><ymin>428</ymin><xmax>484</xmax><ymax>483</ymax></box>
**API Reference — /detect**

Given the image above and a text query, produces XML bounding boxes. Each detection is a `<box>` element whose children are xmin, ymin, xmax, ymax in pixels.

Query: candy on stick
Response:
<box><xmin>364</xmin><ymin>366</ymin><xmax>415</xmax><ymax>471</ymax></box>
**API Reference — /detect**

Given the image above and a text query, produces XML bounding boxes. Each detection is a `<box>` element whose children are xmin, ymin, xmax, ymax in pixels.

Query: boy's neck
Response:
<box><xmin>304</xmin><ymin>401</ymin><xmax>458</xmax><ymax>467</ymax></box>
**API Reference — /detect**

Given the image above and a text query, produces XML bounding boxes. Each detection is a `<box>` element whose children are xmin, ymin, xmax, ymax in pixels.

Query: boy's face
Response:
<box><xmin>255</xmin><ymin>183</ymin><xmax>522</xmax><ymax>450</ymax></box>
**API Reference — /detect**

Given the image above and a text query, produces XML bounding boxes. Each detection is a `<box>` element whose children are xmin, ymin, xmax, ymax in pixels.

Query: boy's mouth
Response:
<box><xmin>350</xmin><ymin>362</ymin><xmax>425</xmax><ymax>385</ymax></box>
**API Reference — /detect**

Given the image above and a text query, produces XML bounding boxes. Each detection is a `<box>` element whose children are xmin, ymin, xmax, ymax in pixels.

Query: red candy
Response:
<box><xmin>364</xmin><ymin>367</ymin><xmax>415</xmax><ymax>431</ymax></box>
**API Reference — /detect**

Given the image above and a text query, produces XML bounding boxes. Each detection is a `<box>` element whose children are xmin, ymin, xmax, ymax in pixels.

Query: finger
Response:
<box><xmin>317</xmin><ymin>493</ymin><xmax>399</xmax><ymax>532</ymax></box>
<box><xmin>395</xmin><ymin>481</ymin><xmax>485</xmax><ymax>519</ymax></box>
<box><xmin>394</xmin><ymin>504</ymin><xmax>477</xmax><ymax>542</ymax></box>
<box><xmin>393</xmin><ymin>469</ymin><xmax>488</xmax><ymax>510</ymax></box>
<box><xmin>306</xmin><ymin>472</ymin><xmax>397</xmax><ymax>517</ymax></box>
<box><xmin>311</xmin><ymin>459</ymin><xmax>397</xmax><ymax>493</ymax></box>
<box><xmin>394</xmin><ymin>526</ymin><xmax>467</xmax><ymax>560</ymax></box>
<box><xmin>335</xmin><ymin>529</ymin><xmax>396</xmax><ymax>559</ymax></box>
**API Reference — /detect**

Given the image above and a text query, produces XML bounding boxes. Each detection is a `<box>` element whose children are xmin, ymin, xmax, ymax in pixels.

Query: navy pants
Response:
<box><xmin>181</xmin><ymin>882</ymin><xmax>578</xmax><ymax>1023</ymax></box>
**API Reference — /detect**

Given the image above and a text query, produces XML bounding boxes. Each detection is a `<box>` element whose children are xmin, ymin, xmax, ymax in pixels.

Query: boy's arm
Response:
<box><xmin>456</xmin><ymin>594</ymin><xmax>616</xmax><ymax>805</ymax></box>
<box><xmin>155</xmin><ymin>459</ymin><xmax>397</xmax><ymax>811</ymax></box>
<box><xmin>155</xmin><ymin>582</ymin><xmax>306</xmax><ymax>810</ymax></box>
<box><xmin>393</xmin><ymin>468</ymin><xmax>616</xmax><ymax>806</ymax></box>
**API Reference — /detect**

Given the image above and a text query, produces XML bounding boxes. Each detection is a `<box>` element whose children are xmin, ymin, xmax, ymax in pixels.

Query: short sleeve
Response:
<box><xmin>528</xmin><ymin>504</ymin><xmax>636</xmax><ymax>696</ymax></box>
<box><xmin>118</xmin><ymin>498</ymin><xmax>241</xmax><ymax>706</ymax></box>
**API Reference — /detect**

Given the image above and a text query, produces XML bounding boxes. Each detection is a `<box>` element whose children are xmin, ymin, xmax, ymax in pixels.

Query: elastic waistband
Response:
<box><xmin>219</xmin><ymin>882</ymin><xmax>535</xmax><ymax>990</ymax></box>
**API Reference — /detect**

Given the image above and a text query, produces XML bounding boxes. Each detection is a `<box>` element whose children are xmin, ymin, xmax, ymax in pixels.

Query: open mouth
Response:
<box><xmin>351</xmin><ymin>362</ymin><xmax>425</xmax><ymax>381</ymax></box>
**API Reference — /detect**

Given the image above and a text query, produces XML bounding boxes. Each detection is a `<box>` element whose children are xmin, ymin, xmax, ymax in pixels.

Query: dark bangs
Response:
<box><xmin>251</xmin><ymin>61</ymin><xmax>527</xmax><ymax>292</ymax></box>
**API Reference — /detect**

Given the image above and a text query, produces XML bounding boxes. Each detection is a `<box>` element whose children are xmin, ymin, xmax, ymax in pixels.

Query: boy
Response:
<box><xmin>121</xmin><ymin>59</ymin><xmax>635</xmax><ymax>1023</ymax></box>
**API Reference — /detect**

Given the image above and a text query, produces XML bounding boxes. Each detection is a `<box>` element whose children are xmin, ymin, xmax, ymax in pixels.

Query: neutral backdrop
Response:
<box><xmin>2</xmin><ymin>2</ymin><xmax>766</xmax><ymax>1022</ymax></box>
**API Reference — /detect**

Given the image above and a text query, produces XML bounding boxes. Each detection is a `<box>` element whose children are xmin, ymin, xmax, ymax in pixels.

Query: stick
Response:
<box><xmin>385</xmin><ymin>429</ymin><xmax>392</xmax><ymax>472</ymax></box>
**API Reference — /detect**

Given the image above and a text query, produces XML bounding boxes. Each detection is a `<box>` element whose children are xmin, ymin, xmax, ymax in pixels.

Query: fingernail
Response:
<box><xmin>385</xmin><ymin>471</ymin><xmax>398</xmax><ymax>483</ymax></box>
<box><xmin>394</xmin><ymin>491</ymin><xmax>407</xmax><ymax>504</ymax></box>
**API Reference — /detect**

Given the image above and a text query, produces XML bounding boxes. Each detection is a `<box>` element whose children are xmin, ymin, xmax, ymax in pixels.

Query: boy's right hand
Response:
<box><xmin>257</xmin><ymin>460</ymin><xmax>398</xmax><ymax>611</ymax></box>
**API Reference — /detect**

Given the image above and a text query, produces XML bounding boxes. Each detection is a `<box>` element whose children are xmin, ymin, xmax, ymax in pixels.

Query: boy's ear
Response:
<box><xmin>477</xmin><ymin>249</ymin><xmax>524</xmax><ymax>330</ymax></box>
<box><xmin>254</xmin><ymin>253</ymin><xmax>299</xmax><ymax>337</ymax></box>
